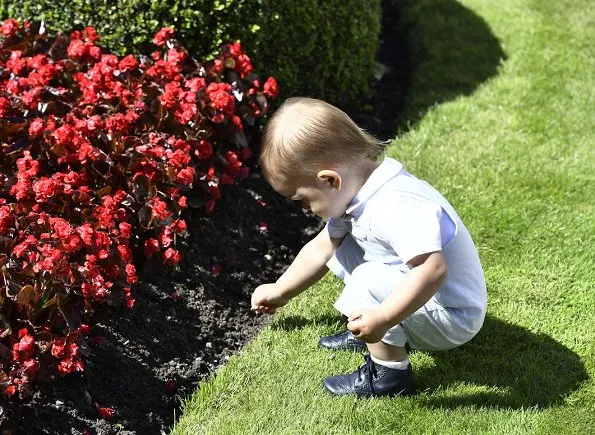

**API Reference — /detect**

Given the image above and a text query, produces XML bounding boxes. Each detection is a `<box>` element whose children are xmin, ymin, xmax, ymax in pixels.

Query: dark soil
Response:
<box><xmin>4</xmin><ymin>2</ymin><xmax>408</xmax><ymax>433</ymax></box>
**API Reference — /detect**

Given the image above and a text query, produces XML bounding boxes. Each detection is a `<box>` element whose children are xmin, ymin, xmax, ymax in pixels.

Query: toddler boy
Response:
<box><xmin>251</xmin><ymin>97</ymin><xmax>487</xmax><ymax>397</ymax></box>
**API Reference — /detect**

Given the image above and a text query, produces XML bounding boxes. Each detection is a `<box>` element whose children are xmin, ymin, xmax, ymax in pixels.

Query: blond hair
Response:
<box><xmin>260</xmin><ymin>97</ymin><xmax>384</xmax><ymax>186</ymax></box>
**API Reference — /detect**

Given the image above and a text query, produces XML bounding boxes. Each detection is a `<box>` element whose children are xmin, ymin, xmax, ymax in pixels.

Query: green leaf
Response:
<box><xmin>16</xmin><ymin>285</ymin><xmax>35</xmax><ymax>306</ymax></box>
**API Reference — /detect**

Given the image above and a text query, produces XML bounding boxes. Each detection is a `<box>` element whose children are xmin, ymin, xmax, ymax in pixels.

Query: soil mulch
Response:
<box><xmin>4</xmin><ymin>1</ymin><xmax>408</xmax><ymax>433</ymax></box>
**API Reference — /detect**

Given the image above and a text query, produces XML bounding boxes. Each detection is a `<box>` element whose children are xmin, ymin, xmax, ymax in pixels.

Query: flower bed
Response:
<box><xmin>0</xmin><ymin>18</ymin><xmax>277</xmax><ymax>407</ymax></box>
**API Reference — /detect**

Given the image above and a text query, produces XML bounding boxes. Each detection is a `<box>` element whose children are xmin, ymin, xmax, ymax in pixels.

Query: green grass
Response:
<box><xmin>172</xmin><ymin>0</ymin><xmax>595</xmax><ymax>433</ymax></box>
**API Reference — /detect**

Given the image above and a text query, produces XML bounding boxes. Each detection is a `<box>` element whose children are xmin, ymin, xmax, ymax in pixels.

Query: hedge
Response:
<box><xmin>0</xmin><ymin>0</ymin><xmax>382</xmax><ymax>108</ymax></box>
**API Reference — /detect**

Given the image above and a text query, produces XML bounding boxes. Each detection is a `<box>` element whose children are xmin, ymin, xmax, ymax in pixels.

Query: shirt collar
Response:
<box><xmin>344</xmin><ymin>157</ymin><xmax>403</xmax><ymax>216</ymax></box>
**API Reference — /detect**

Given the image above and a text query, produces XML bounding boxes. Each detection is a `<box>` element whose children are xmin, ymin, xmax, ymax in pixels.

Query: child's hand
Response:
<box><xmin>251</xmin><ymin>283</ymin><xmax>290</xmax><ymax>315</ymax></box>
<box><xmin>347</xmin><ymin>308</ymin><xmax>390</xmax><ymax>343</ymax></box>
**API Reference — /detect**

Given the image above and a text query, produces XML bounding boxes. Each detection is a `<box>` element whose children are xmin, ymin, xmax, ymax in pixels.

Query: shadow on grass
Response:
<box><xmin>415</xmin><ymin>315</ymin><xmax>589</xmax><ymax>409</ymax></box>
<box><xmin>272</xmin><ymin>313</ymin><xmax>587</xmax><ymax>409</ymax></box>
<box><xmin>400</xmin><ymin>0</ymin><xmax>507</xmax><ymax>127</ymax></box>
<box><xmin>355</xmin><ymin>0</ymin><xmax>507</xmax><ymax>140</ymax></box>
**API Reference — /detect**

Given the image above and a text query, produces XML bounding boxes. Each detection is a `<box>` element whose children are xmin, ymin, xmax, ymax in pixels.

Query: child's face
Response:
<box><xmin>272</xmin><ymin>175</ymin><xmax>352</xmax><ymax>219</ymax></box>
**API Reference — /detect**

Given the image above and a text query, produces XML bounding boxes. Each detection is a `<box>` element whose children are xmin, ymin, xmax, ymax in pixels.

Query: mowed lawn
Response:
<box><xmin>172</xmin><ymin>0</ymin><xmax>595</xmax><ymax>433</ymax></box>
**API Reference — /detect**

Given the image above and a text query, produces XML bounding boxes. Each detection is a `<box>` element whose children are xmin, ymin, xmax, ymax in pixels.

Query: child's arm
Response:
<box><xmin>347</xmin><ymin>251</ymin><xmax>447</xmax><ymax>342</ymax></box>
<box><xmin>251</xmin><ymin>227</ymin><xmax>343</xmax><ymax>314</ymax></box>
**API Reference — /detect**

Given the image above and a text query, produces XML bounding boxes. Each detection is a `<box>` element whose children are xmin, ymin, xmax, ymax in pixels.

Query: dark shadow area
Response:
<box><xmin>352</xmin><ymin>0</ymin><xmax>506</xmax><ymax>140</ymax></box>
<box><xmin>415</xmin><ymin>315</ymin><xmax>589</xmax><ymax>409</ymax></box>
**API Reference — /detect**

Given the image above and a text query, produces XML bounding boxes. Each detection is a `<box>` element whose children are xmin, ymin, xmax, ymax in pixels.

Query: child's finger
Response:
<box><xmin>252</xmin><ymin>305</ymin><xmax>270</xmax><ymax>315</ymax></box>
<box><xmin>347</xmin><ymin>320</ymin><xmax>361</xmax><ymax>336</ymax></box>
<box><xmin>348</xmin><ymin>311</ymin><xmax>362</xmax><ymax>322</ymax></box>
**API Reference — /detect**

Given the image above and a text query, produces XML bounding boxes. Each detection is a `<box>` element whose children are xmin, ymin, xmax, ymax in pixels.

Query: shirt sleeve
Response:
<box><xmin>374</xmin><ymin>193</ymin><xmax>444</xmax><ymax>265</ymax></box>
<box><xmin>325</xmin><ymin>217</ymin><xmax>349</xmax><ymax>239</ymax></box>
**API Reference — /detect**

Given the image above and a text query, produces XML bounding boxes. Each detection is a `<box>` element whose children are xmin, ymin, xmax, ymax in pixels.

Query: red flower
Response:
<box><xmin>185</xmin><ymin>77</ymin><xmax>205</xmax><ymax>92</ymax></box>
<box><xmin>167</xmin><ymin>149</ymin><xmax>191</xmax><ymax>168</ymax></box>
<box><xmin>1</xmin><ymin>18</ymin><xmax>19</xmax><ymax>38</ymax></box>
<box><xmin>0</xmin><ymin>97</ymin><xmax>11</xmax><ymax>117</ymax></box>
<box><xmin>153</xmin><ymin>27</ymin><xmax>174</xmax><ymax>47</ymax></box>
<box><xmin>50</xmin><ymin>217</ymin><xmax>73</xmax><ymax>239</ymax></box>
<box><xmin>14</xmin><ymin>331</ymin><xmax>35</xmax><ymax>361</ymax></box>
<box><xmin>4</xmin><ymin>385</ymin><xmax>16</xmax><ymax>398</ymax></box>
<box><xmin>169</xmin><ymin>219</ymin><xmax>187</xmax><ymax>233</ymax></box>
<box><xmin>23</xmin><ymin>358</ymin><xmax>40</xmax><ymax>378</ymax></box>
<box><xmin>118</xmin><ymin>244</ymin><xmax>133</xmax><ymax>263</ymax></box>
<box><xmin>176</xmin><ymin>167</ymin><xmax>194</xmax><ymax>186</ymax></box>
<box><xmin>162</xmin><ymin>248</ymin><xmax>181</xmax><ymax>266</ymax></box>
<box><xmin>158</xmin><ymin>227</ymin><xmax>173</xmax><ymax>248</ymax></box>
<box><xmin>206</xmin><ymin>82</ymin><xmax>235</xmax><ymax>117</ymax></box>
<box><xmin>225</xmin><ymin>151</ymin><xmax>242</xmax><ymax>176</ymax></box>
<box><xmin>0</xmin><ymin>205</ymin><xmax>13</xmax><ymax>231</ymax></box>
<box><xmin>83</xmin><ymin>27</ymin><xmax>99</xmax><ymax>42</ymax></box>
<box><xmin>105</xmin><ymin>113</ymin><xmax>131</xmax><ymax>135</ymax></box>
<box><xmin>125</xmin><ymin>263</ymin><xmax>137</xmax><ymax>284</ymax></box>
<box><xmin>119</xmin><ymin>222</ymin><xmax>132</xmax><ymax>239</ymax></box>
<box><xmin>33</xmin><ymin>177</ymin><xmax>61</xmax><ymax>201</ymax></box>
<box><xmin>212</xmin><ymin>59</ymin><xmax>224</xmax><ymax>73</ymax></box>
<box><xmin>67</xmin><ymin>39</ymin><xmax>88</xmax><ymax>59</ymax></box>
<box><xmin>77</xmin><ymin>224</ymin><xmax>94</xmax><ymax>247</ymax></box>
<box><xmin>150</xmin><ymin>197</ymin><xmax>172</xmax><ymax>221</ymax></box>
<box><xmin>166</xmin><ymin>48</ymin><xmax>186</xmax><ymax>65</ymax></box>
<box><xmin>226</xmin><ymin>41</ymin><xmax>253</xmax><ymax>76</ymax></box>
<box><xmin>195</xmin><ymin>140</ymin><xmax>213</xmax><ymax>159</ymax></box>
<box><xmin>234</xmin><ymin>53</ymin><xmax>253</xmax><ymax>78</ymax></box>
<box><xmin>22</xmin><ymin>88</ymin><xmax>43</xmax><ymax>109</ymax></box>
<box><xmin>28</xmin><ymin>118</ymin><xmax>45</xmax><ymax>137</ymax></box>
<box><xmin>144</xmin><ymin>238</ymin><xmax>160</xmax><ymax>256</ymax></box>
<box><xmin>57</xmin><ymin>355</ymin><xmax>85</xmax><ymax>375</ymax></box>
<box><xmin>231</xmin><ymin>115</ymin><xmax>243</xmax><ymax>131</ymax></box>
<box><xmin>159</xmin><ymin>81</ymin><xmax>182</xmax><ymax>109</ymax></box>
<box><xmin>263</xmin><ymin>77</ymin><xmax>279</xmax><ymax>98</ymax></box>
<box><xmin>16</xmin><ymin>151</ymin><xmax>39</xmax><ymax>178</ymax></box>
<box><xmin>125</xmin><ymin>296</ymin><xmax>135</xmax><ymax>309</ymax></box>
<box><xmin>98</xmin><ymin>406</ymin><xmax>114</xmax><ymax>421</ymax></box>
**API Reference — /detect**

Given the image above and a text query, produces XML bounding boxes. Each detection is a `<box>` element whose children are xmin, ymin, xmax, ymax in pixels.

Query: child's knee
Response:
<box><xmin>334</xmin><ymin>262</ymin><xmax>408</xmax><ymax>315</ymax></box>
<box><xmin>351</xmin><ymin>261</ymin><xmax>388</xmax><ymax>282</ymax></box>
<box><xmin>350</xmin><ymin>262</ymin><xmax>404</xmax><ymax>301</ymax></box>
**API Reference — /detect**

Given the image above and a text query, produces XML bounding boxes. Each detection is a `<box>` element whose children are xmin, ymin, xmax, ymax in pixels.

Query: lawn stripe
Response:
<box><xmin>172</xmin><ymin>0</ymin><xmax>595</xmax><ymax>433</ymax></box>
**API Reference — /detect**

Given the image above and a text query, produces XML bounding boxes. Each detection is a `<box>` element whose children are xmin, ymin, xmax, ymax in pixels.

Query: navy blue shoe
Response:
<box><xmin>323</xmin><ymin>354</ymin><xmax>415</xmax><ymax>398</ymax></box>
<box><xmin>319</xmin><ymin>330</ymin><xmax>367</xmax><ymax>352</ymax></box>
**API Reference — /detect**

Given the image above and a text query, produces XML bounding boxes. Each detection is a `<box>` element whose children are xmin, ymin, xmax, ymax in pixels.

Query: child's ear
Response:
<box><xmin>317</xmin><ymin>170</ymin><xmax>342</xmax><ymax>190</ymax></box>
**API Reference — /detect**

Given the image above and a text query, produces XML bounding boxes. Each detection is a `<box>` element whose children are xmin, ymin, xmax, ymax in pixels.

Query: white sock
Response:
<box><xmin>370</xmin><ymin>355</ymin><xmax>410</xmax><ymax>370</ymax></box>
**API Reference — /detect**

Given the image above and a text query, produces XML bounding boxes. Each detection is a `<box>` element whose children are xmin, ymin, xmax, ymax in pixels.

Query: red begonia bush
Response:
<box><xmin>0</xmin><ymin>18</ymin><xmax>279</xmax><ymax>401</ymax></box>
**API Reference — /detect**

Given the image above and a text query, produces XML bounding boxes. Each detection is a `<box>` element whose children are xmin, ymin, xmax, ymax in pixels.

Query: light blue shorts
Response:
<box><xmin>327</xmin><ymin>235</ymin><xmax>484</xmax><ymax>351</ymax></box>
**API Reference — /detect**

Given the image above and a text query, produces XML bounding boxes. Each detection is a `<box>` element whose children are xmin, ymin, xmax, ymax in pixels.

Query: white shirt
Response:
<box><xmin>326</xmin><ymin>157</ymin><xmax>487</xmax><ymax>311</ymax></box>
